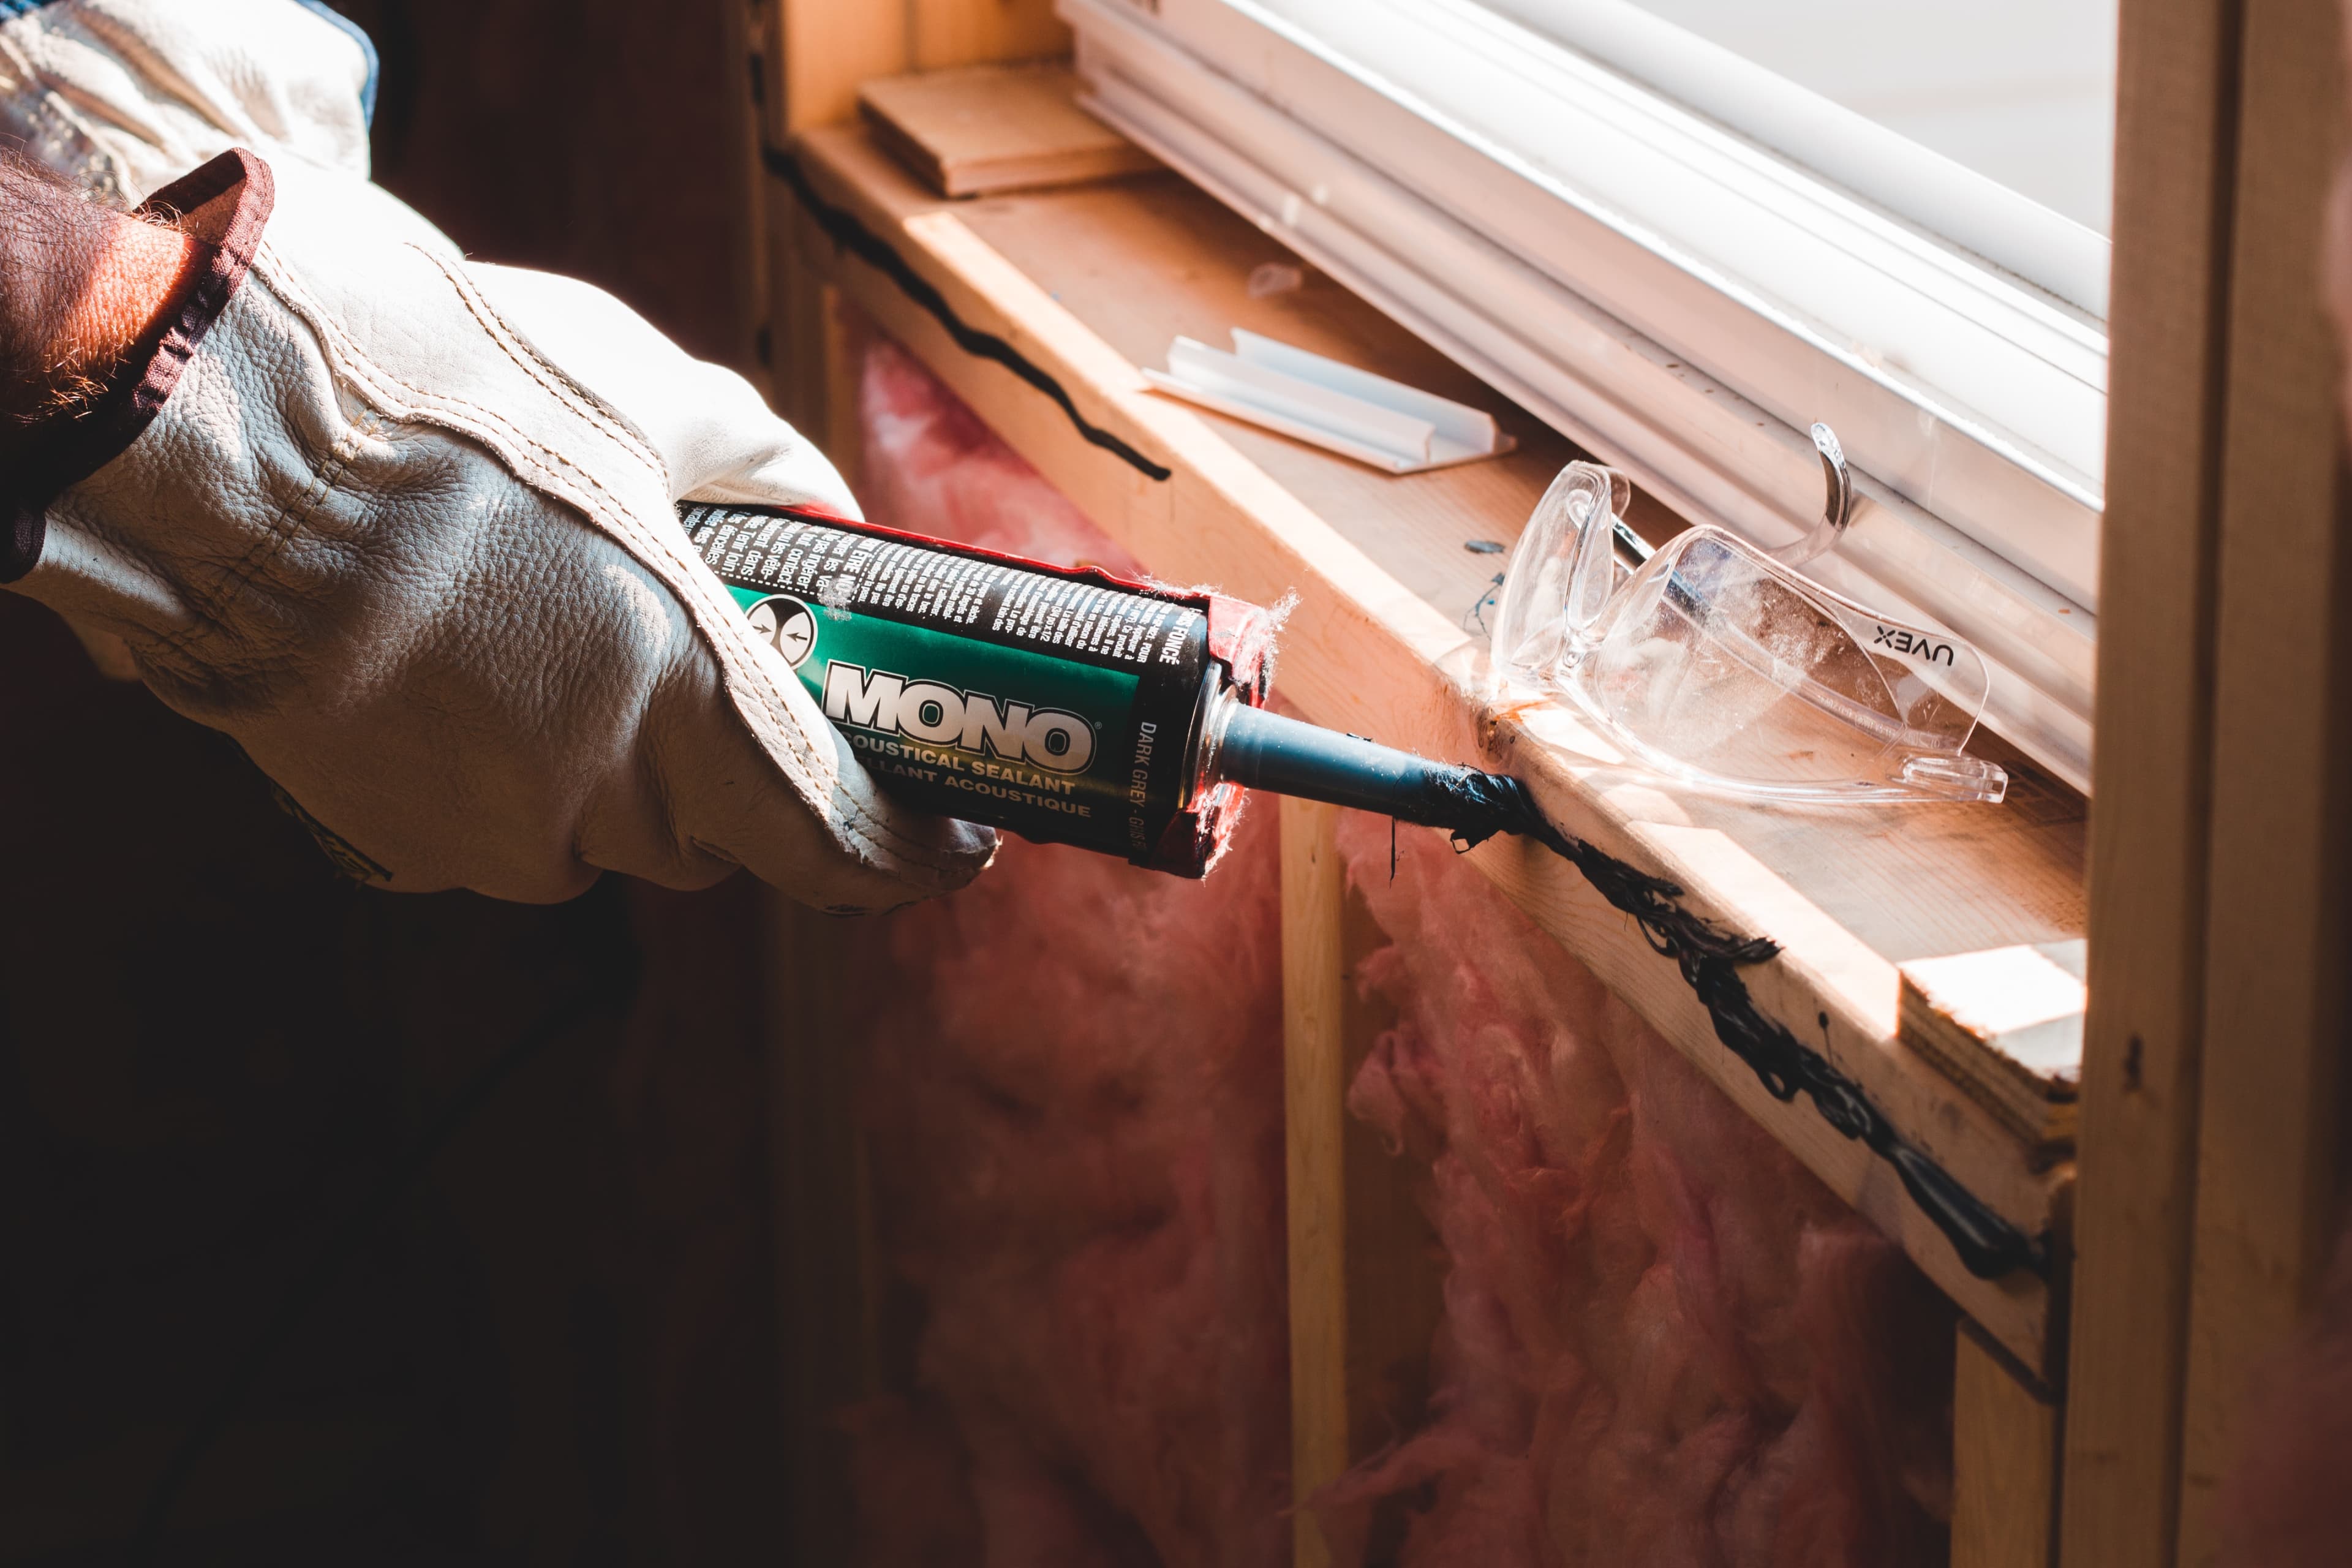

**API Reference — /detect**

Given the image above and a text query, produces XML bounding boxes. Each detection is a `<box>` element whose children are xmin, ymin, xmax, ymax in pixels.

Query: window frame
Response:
<box><xmin>1481</xmin><ymin>0</ymin><xmax>2115</xmax><ymax>317</ymax></box>
<box><xmin>1060</xmin><ymin>0</ymin><xmax>2103</xmax><ymax>789</ymax></box>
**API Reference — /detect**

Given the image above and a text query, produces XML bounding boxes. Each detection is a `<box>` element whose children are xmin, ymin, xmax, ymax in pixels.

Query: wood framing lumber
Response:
<box><xmin>819</xmin><ymin>284</ymin><xmax>867</xmax><ymax>489</ymax></box>
<box><xmin>1952</xmin><ymin>1324</ymin><xmax>2060</xmax><ymax>1568</ymax></box>
<box><xmin>763</xmin><ymin>890</ymin><xmax>885</xmax><ymax>1562</ymax></box>
<box><xmin>909</xmin><ymin>0</ymin><xmax>1069</xmax><ymax>71</ymax></box>
<box><xmin>723</xmin><ymin>0</ymin><xmax>774</xmax><ymax>408</ymax></box>
<box><xmin>1283</xmin><ymin>798</ymin><xmax>1349</xmax><ymax>1568</ymax></box>
<box><xmin>2174</xmin><ymin>0</ymin><xmax>2352</xmax><ymax>1558</ymax></box>
<box><xmin>775</xmin><ymin>0</ymin><xmax>908</xmax><ymax>135</ymax></box>
<box><xmin>862</xmin><ymin>61</ymin><xmax>1158</xmax><ymax>197</ymax></box>
<box><xmin>1281</xmin><ymin>803</ymin><xmax>1445</xmax><ymax>1564</ymax></box>
<box><xmin>778</xmin><ymin>122</ymin><xmax>2080</xmax><ymax>1373</ymax></box>
<box><xmin>2061</xmin><ymin>0</ymin><xmax>2251</xmax><ymax>1558</ymax></box>
<box><xmin>1899</xmin><ymin>942</ymin><xmax>2082</xmax><ymax>1154</ymax></box>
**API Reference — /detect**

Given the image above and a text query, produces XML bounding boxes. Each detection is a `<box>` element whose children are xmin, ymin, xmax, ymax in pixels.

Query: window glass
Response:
<box><xmin>1612</xmin><ymin>0</ymin><xmax>2118</xmax><ymax>233</ymax></box>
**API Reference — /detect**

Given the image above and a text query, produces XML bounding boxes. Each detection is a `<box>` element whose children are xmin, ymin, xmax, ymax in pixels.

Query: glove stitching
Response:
<box><xmin>141</xmin><ymin>407</ymin><xmax>383</xmax><ymax>679</ymax></box>
<box><xmin>409</xmin><ymin>247</ymin><xmax>665</xmax><ymax>475</ymax></box>
<box><xmin>249</xmin><ymin>245</ymin><xmax>979</xmax><ymax>883</ymax></box>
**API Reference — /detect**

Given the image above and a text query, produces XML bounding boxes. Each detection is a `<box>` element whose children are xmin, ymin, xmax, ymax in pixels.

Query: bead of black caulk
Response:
<box><xmin>1208</xmin><ymin>702</ymin><xmax>2047</xmax><ymax>1282</ymax></box>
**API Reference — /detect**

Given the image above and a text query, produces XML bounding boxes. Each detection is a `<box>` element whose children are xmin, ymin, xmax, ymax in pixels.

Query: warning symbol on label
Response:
<box><xmin>747</xmin><ymin>595</ymin><xmax>818</xmax><ymax>668</ymax></box>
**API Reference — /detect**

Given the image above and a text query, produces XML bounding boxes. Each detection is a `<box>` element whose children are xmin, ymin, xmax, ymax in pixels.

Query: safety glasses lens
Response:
<box><xmin>1490</xmin><ymin>462</ymin><xmax>1627</xmax><ymax>686</ymax></box>
<box><xmin>1491</xmin><ymin>464</ymin><xmax>2007</xmax><ymax>805</ymax></box>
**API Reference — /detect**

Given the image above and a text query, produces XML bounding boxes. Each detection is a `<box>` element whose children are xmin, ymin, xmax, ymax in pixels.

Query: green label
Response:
<box><xmin>685</xmin><ymin>505</ymin><xmax>1208</xmax><ymax>862</ymax></box>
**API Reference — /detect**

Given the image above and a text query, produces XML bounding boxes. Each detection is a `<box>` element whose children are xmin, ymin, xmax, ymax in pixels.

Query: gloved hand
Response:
<box><xmin>0</xmin><ymin>0</ymin><xmax>375</xmax><ymax>202</ymax></box>
<box><xmin>0</xmin><ymin>8</ymin><xmax>996</xmax><ymax>910</ymax></box>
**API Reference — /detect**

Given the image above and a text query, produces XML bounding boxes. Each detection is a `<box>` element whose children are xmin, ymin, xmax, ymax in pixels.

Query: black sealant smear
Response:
<box><xmin>1399</xmin><ymin>766</ymin><xmax>2047</xmax><ymax>1283</ymax></box>
<box><xmin>761</xmin><ymin>146</ymin><xmax>1175</xmax><ymax>483</ymax></box>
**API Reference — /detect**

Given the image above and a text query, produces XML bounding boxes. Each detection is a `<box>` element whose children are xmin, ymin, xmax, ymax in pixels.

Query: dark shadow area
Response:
<box><xmin>1</xmin><ymin>4</ymin><xmax>786</xmax><ymax>1562</ymax></box>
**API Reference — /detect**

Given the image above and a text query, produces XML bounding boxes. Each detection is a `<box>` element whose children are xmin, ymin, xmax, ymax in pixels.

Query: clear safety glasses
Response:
<box><xmin>1488</xmin><ymin>429</ymin><xmax>2008</xmax><ymax>806</ymax></box>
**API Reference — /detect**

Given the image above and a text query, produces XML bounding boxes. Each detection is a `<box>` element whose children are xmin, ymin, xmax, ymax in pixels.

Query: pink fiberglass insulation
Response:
<box><xmin>839</xmin><ymin>324</ymin><xmax>1293</xmax><ymax>1567</ymax></box>
<box><xmin>1316</xmin><ymin>815</ymin><xmax>1956</xmax><ymax>1567</ymax></box>
<box><xmin>837</xmin><ymin>320</ymin><xmax>1953</xmax><ymax>1567</ymax></box>
<box><xmin>856</xmin><ymin>328</ymin><xmax>1155</xmax><ymax>575</ymax></box>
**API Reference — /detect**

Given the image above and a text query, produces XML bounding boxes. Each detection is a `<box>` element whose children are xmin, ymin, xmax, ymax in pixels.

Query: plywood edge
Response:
<box><xmin>780</xmin><ymin>120</ymin><xmax>2067</xmax><ymax>1374</ymax></box>
<box><xmin>1900</xmin><ymin>941</ymin><xmax>2084</xmax><ymax>1153</ymax></box>
<box><xmin>859</xmin><ymin>59</ymin><xmax>1158</xmax><ymax>198</ymax></box>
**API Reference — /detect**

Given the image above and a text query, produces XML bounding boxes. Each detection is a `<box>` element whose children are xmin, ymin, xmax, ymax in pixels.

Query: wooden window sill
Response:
<box><xmin>778</xmin><ymin>118</ymin><xmax>2084</xmax><ymax>1376</ymax></box>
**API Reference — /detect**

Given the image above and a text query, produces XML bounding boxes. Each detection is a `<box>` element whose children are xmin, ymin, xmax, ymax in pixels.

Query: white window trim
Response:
<box><xmin>1060</xmin><ymin>0</ymin><xmax>2100</xmax><ymax>791</ymax></box>
<box><xmin>1479</xmin><ymin>0</ymin><xmax>2113</xmax><ymax>319</ymax></box>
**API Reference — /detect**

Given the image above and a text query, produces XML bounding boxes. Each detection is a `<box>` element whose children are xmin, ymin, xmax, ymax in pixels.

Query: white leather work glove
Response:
<box><xmin>0</xmin><ymin>9</ymin><xmax>996</xmax><ymax>910</ymax></box>
<box><xmin>0</xmin><ymin>0</ymin><xmax>375</xmax><ymax>200</ymax></box>
<box><xmin>0</xmin><ymin>0</ymin><xmax>383</xmax><ymax>681</ymax></box>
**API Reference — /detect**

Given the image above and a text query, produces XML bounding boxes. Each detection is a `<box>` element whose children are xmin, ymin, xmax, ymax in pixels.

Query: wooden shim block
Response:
<box><xmin>1899</xmin><ymin>941</ymin><xmax>2082</xmax><ymax>1154</ymax></box>
<box><xmin>862</xmin><ymin>61</ymin><xmax>1158</xmax><ymax>198</ymax></box>
<box><xmin>780</xmin><ymin>125</ymin><xmax>2073</xmax><ymax>1373</ymax></box>
<box><xmin>1953</xmin><ymin>1322</ymin><xmax>2060</xmax><ymax>1568</ymax></box>
<box><xmin>1284</xmin><ymin>797</ymin><xmax>1349</xmax><ymax>1568</ymax></box>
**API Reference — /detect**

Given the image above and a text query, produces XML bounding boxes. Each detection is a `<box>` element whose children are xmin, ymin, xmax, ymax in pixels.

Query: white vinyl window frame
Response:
<box><xmin>1059</xmin><ymin>0</ymin><xmax>2103</xmax><ymax>791</ymax></box>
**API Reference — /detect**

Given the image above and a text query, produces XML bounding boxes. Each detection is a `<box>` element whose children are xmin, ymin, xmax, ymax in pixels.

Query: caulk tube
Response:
<box><xmin>680</xmin><ymin>501</ymin><xmax>1270</xmax><ymax>877</ymax></box>
<box><xmin>680</xmin><ymin>500</ymin><xmax>1542</xmax><ymax>872</ymax></box>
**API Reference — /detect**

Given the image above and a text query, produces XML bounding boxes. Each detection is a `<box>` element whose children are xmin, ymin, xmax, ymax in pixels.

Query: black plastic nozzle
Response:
<box><xmin>1216</xmin><ymin>704</ymin><xmax>1562</xmax><ymax>851</ymax></box>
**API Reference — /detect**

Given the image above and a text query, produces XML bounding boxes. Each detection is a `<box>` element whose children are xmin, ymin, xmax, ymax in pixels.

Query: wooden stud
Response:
<box><xmin>750</xmin><ymin>0</ymin><xmax>830</xmax><ymax>437</ymax></box>
<box><xmin>1283</xmin><ymin>800</ymin><xmax>1446</xmax><ymax>1564</ymax></box>
<box><xmin>2061</xmin><ymin>0</ymin><xmax>2245</xmax><ymax>1556</ymax></box>
<box><xmin>2174</xmin><ymin>0</ymin><xmax>2352</xmax><ymax>1559</ymax></box>
<box><xmin>1953</xmin><ymin>1324</ymin><xmax>2061</xmax><ymax>1568</ymax></box>
<box><xmin>777</xmin><ymin>0</ymin><xmax>908</xmax><ymax>136</ymax></box>
<box><xmin>722</xmin><ymin>0</ymin><xmax>774</xmax><ymax>403</ymax></box>
<box><xmin>763</xmin><ymin>891</ymin><xmax>884</xmax><ymax>1565</ymax></box>
<box><xmin>1284</xmin><ymin>796</ymin><xmax>1349</xmax><ymax>1568</ymax></box>
<box><xmin>910</xmin><ymin>0</ymin><xmax>1070</xmax><ymax>71</ymax></box>
<box><xmin>820</xmin><ymin>284</ymin><xmax>869</xmax><ymax>492</ymax></box>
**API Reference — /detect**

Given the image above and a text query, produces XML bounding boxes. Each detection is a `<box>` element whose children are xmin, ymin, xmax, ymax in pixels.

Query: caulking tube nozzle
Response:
<box><xmin>1207</xmin><ymin>701</ymin><xmax>1566</xmax><ymax>853</ymax></box>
